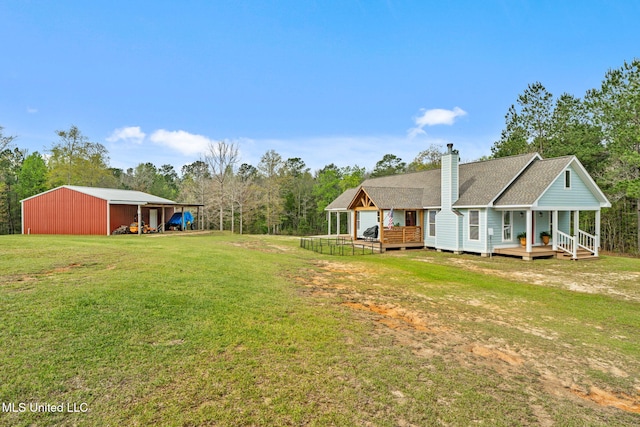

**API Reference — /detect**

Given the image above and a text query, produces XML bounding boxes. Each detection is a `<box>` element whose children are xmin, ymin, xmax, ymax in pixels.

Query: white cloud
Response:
<box><xmin>106</xmin><ymin>126</ymin><xmax>146</xmax><ymax>144</ymax></box>
<box><xmin>149</xmin><ymin>129</ymin><xmax>212</xmax><ymax>156</ymax></box>
<box><xmin>408</xmin><ymin>107</ymin><xmax>467</xmax><ymax>138</ymax></box>
<box><xmin>27</xmin><ymin>107</ymin><xmax>38</xmax><ymax>114</ymax></box>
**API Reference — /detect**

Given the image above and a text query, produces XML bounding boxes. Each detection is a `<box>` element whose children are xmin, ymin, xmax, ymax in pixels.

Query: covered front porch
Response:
<box><xmin>495</xmin><ymin>208</ymin><xmax>601</xmax><ymax>260</ymax></box>
<box><xmin>355</xmin><ymin>209</ymin><xmax>424</xmax><ymax>253</ymax></box>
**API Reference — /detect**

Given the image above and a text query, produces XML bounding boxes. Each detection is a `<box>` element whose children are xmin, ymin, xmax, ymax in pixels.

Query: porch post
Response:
<box><xmin>525</xmin><ymin>210</ymin><xmax>532</xmax><ymax>253</ymax></box>
<box><xmin>552</xmin><ymin>210</ymin><xmax>558</xmax><ymax>251</ymax></box>
<box><xmin>337</xmin><ymin>211</ymin><xmax>341</xmax><ymax>236</ymax></box>
<box><xmin>595</xmin><ymin>210</ymin><xmax>601</xmax><ymax>257</ymax></box>
<box><xmin>573</xmin><ymin>210</ymin><xmax>579</xmax><ymax>258</ymax></box>
<box><xmin>162</xmin><ymin>207</ymin><xmax>166</xmax><ymax>233</ymax></box>
<box><xmin>327</xmin><ymin>211</ymin><xmax>331</xmax><ymax>235</ymax></box>
<box><xmin>137</xmin><ymin>204</ymin><xmax>142</xmax><ymax>235</ymax></box>
<box><xmin>353</xmin><ymin>210</ymin><xmax>358</xmax><ymax>240</ymax></box>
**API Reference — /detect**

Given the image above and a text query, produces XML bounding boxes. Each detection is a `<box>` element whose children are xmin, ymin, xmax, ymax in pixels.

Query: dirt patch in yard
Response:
<box><xmin>571</xmin><ymin>386</ymin><xmax>640</xmax><ymax>413</ymax></box>
<box><xmin>295</xmin><ymin>258</ymin><xmax>640</xmax><ymax>418</ymax></box>
<box><xmin>342</xmin><ymin>301</ymin><xmax>442</xmax><ymax>333</ymax></box>
<box><xmin>44</xmin><ymin>262</ymin><xmax>83</xmax><ymax>274</ymax></box>
<box><xmin>466</xmin><ymin>344</ymin><xmax>524</xmax><ymax>366</ymax></box>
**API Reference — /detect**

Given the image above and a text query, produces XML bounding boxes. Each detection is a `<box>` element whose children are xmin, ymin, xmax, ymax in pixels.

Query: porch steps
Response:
<box><xmin>556</xmin><ymin>248</ymin><xmax>599</xmax><ymax>261</ymax></box>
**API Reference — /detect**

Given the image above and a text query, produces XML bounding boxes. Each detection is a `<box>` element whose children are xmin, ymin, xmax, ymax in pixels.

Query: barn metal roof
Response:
<box><xmin>21</xmin><ymin>185</ymin><xmax>178</xmax><ymax>205</ymax></box>
<box><xmin>65</xmin><ymin>186</ymin><xmax>177</xmax><ymax>205</ymax></box>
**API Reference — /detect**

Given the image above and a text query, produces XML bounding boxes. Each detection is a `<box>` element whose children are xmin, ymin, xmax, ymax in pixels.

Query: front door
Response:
<box><xmin>405</xmin><ymin>211</ymin><xmax>416</xmax><ymax>226</ymax></box>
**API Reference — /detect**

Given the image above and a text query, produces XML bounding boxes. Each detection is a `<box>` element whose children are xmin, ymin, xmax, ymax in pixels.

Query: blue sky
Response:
<box><xmin>1</xmin><ymin>1</ymin><xmax>638</xmax><ymax>174</ymax></box>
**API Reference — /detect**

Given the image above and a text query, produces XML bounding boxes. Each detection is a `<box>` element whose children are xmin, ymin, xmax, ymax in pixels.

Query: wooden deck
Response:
<box><xmin>494</xmin><ymin>246</ymin><xmax>557</xmax><ymax>260</ymax></box>
<box><xmin>494</xmin><ymin>245</ymin><xmax>598</xmax><ymax>260</ymax></box>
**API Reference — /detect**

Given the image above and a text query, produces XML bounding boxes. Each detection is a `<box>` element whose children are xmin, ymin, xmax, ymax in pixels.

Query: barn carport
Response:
<box><xmin>111</xmin><ymin>201</ymin><xmax>203</xmax><ymax>235</ymax></box>
<box><xmin>21</xmin><ymin>185</ymin><xmax>203</xmax><ymax>236</ymax></box>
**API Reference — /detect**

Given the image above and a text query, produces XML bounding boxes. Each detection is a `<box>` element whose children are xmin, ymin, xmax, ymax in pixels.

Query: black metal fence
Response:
<box><xmin>300</xmin><ymin>236</ymin><xmax>380</xmax><ymax>256</ymax></box>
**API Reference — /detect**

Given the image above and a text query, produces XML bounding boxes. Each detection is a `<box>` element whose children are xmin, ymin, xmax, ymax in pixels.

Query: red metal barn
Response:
<box><xmin>20</xmin><ymin>186</ymin><xmax>197</xmax><ymax>235</ymax></box>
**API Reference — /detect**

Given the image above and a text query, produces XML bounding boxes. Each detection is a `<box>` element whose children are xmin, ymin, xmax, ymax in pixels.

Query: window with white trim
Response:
<box><xmin>502</xmin><ymin>211</ymin><xmax>512</xmax><ymax>241</ymax></box>
<box><xmin>469</xmin><ymin>210</ymin><xmax>479</xmax><ymax>240</ymax></box>
<box><xmin>428</xmin><ymin>210</ymin><xmax>437</xmax><ymax>237</ymax></box>
<box><xmin>565</xmin><ymin>170</ymin><xmax>571</xmax><ymax>189</ymax></box>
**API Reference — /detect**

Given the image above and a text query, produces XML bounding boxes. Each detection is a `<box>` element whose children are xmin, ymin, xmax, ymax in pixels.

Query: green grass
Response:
<box><xmin>1</xmin><ymin>233</ymin><xmax>639</xmax><ymax>426</ymax></box>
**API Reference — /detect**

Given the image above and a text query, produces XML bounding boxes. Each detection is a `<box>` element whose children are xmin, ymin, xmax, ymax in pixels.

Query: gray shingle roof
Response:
<box><xmin>493</xmin><ymin>156</ymin><xmax>573</xmax><ymax>206</ymax></box>
<box><xmin>327</xmin><ymin>152</ymin><xmax>541</xmax><ymax>210</ymax></box>
<box><xmin>354</xmin><ymin>169</ymin><xmax>442</xmax><ymax>208</ymax></box>
<box><xmin>361</xmin><ymin>186</ymin><xmax>424</xmax><ymax>209</ymax></box>
<box><xmin>326</xmin><ymin>187</ymin><xmax>358</xmax><ymax>210</ymax></box>
<box><xmin>455</xmin><ymin>153</ymin><xmax>539</xmax><ymax>206</ymax></box>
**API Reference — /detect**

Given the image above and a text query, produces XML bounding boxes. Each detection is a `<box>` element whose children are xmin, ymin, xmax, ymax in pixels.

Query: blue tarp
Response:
<box><xmin>166</xmin><ymin>211</ymin><xmax>194</xmax><ymax>229</ymax></box>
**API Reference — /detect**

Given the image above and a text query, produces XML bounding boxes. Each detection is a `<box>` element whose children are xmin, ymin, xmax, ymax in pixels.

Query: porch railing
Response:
<box><xmin>577</xmin><ymin>230</ymin><xmax>597</xmax><ymax>256</ymax></box>
<box><xmin>556</xmin><ymin>230</ymin><xmax>575</xmax><ymax>258</ymax></box>
<box><xmin>382</xmin><ymin>226</ymin><xmax>423</xmax><ymax>244</ymax></box>
<box><xmin>556</xmin><ymin>229</ymin><xmax>597</xmax><ymax>258</ymax></box>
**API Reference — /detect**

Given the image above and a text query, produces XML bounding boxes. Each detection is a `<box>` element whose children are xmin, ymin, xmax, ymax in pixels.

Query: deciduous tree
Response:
<box><xmin>407</xmin><ymin>144</ymin><xmax>445</xmax><ymax>171</ymax></box>
<box><xmin>16</xmin><ymin>152</ymin><xmax>48</xmax><ymax>201</ymax></box>
<box><xmin>48</xmin><ymin>125</ymin><xmax>113</xmax><ymax>187</ymax></box>
<box><xmin>205</xmin><ymin>140</ymin><xmax>239</xmax><ymax>231</ymax></box>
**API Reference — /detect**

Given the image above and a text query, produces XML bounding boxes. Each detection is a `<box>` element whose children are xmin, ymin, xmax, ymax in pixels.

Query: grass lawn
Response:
<box><xmin>1</xmin><ymin>232</ymin><xmax>639</xmax><ymax>426</ymax></box>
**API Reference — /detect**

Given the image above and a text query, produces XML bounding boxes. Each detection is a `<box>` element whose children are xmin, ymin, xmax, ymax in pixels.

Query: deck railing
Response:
<box><xmin>300</xmin><ymin>236</ymin><xmax>380</xmax><ymax>256</ymax></box>
<box><xmin>382</xmin><ymin>226</ymin><xmax>423</xmax><ymax>244</ymax></box>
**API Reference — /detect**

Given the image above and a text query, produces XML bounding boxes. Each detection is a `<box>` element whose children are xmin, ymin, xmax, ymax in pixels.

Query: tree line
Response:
<box><xmin>0</xmin><ymin>124</ymin><xmax>444</xmax><ymax>237</ymax></box>
<box><xmin>1</xmin><ymin>58</ymin><xmax>638</xmax><ymax>253</ymax></box>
